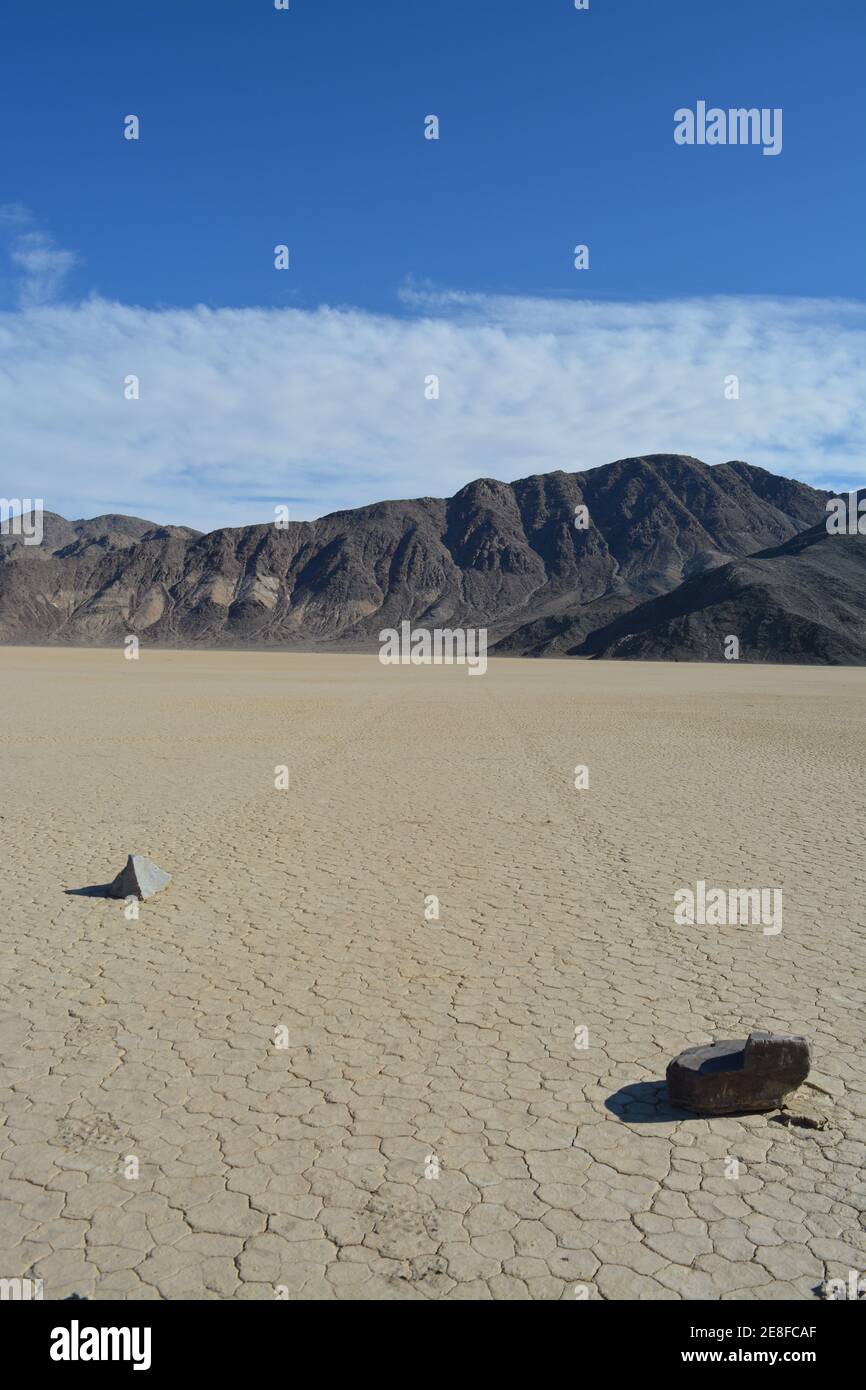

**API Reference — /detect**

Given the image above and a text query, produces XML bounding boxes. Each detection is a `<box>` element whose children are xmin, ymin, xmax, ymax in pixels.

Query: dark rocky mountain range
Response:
<box><xmin>572</xmin><ymin>509</ymin><xmax>866</xmax><ymax>664</ymax></box>
<box><xmin>0</xmin><ymin>455</ymin><xmax>860</xmax><ymax>662</ymax></box>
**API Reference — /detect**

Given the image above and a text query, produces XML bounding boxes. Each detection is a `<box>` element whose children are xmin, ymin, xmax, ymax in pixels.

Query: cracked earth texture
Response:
<box><xmin>0</xmin><ymin>649</ymin><xmax>864</xmax><ymax>1300</ymax></box>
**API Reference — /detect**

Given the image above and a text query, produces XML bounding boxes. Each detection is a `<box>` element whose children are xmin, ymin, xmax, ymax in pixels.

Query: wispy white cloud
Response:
<box><xmin>0</xmin><ymin>204</ymin><xmax>79</xmax><ymax>308</ymax></box>
<box><xmin>0</xmin><ymin>290</ymin><xmax>863</xmax><ymax>532</ymax></box>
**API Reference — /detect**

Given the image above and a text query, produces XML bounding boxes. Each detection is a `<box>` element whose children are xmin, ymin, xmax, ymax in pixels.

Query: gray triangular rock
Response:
<box><xmin>108</xmin><ymin>854</ymin><xmax>171</xmax><ymax>901</ymax></box>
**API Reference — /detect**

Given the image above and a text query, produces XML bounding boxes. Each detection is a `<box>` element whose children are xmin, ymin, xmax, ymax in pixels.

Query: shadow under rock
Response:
<box><xmin>64</xmin><ymin>883</ymin><xmax>115</xmax><ymax>898</ymax></box>
<box><xmin>605</xmin><ymin>1080</ymin><xmax>695</xmax><ymax>1123</ymax></box>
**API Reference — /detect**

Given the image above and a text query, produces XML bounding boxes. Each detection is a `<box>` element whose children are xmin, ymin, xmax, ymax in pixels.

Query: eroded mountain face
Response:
<box><xmin>573</xmin><ymin>514</ymin><xmax>866</xmax><ymax>665</ymax></box>
<box><xmin>0</xmin><ymin>455</ymin><xmax>844</xmax><ymax>660</ymax></box>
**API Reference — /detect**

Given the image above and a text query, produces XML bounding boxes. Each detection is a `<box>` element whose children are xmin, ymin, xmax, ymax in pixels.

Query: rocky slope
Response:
<box><xmin>0</xmin><ymin>455</ymin><xmax>840</xmax><ymax>659</ymax></box>
<box><xmin>572</xmin><ymin>508</ymin><xmax>866</xmax><ymax>664</ymax></box>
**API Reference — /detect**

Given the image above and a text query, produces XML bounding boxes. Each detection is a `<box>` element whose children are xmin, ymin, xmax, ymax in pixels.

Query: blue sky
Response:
<box><xmin>3</xmin><ymin>0</ymin><xmax>864</xmax><ymax>310</ymax></box>
<box><xmin>0</xmin><ymin>0</ymin><xmax>864</xmax><ymax>527</ymax></box>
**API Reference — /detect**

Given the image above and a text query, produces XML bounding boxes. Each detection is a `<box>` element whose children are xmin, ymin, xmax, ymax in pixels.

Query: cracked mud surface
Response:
<box><xmin>1</xmin><ymin>649</ymin><xmax>864</xmax><ymax>1300</ymax></box>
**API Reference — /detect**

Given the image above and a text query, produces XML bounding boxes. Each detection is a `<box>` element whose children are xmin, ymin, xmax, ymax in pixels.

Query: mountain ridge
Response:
<box><xmin>572</xmin><ymin>507</ymin><xmax>866</xmax><ymax>664</ymax></box>
<box><xmin>2</xmin><ymin>455</ymin><xmax>856</xmax><ymax>662</ymax></box>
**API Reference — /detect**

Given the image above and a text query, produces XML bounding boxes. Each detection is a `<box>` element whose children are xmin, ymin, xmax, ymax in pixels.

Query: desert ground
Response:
<box><xmin>0</xmin><ymin>647</ymin><xmax>863</xmax><ymax>1301</ymax></box>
